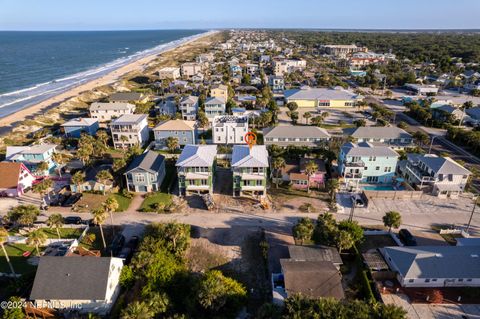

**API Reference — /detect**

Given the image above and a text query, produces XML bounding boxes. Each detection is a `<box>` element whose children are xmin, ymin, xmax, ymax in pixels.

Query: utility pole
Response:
<box><xmin>349</xmin><ymin>197</ymin><xmax>356</xmax><ymax>222</ymax></box>
<box><xmin>466</xmin><ymin>195</ymin><xmax>478</xmax><ymax>234</ymax></box>
<box><xmin>428</xmin><ymin>135</ymin><xmax>438</xmax><ymax>154</ymax></box>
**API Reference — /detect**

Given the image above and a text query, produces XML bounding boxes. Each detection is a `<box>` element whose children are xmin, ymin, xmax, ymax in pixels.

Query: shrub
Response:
<box><xmin>299</xmin><ymin>203</ymin><xmax>316</xmax><ymax>213</ymax></box>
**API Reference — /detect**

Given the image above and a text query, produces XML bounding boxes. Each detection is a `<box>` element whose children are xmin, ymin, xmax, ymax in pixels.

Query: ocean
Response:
<box><xmin>0</xmin><ymin>30</ymin><xmax>206</xmax><ymax>118</ymax></box>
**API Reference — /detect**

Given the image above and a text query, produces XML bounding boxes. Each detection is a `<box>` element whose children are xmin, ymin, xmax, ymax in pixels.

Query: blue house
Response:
<box><xmin>61</xmin><ymin>118</ymin><xmax>99</xmax><ymax>138</ymax></box>
<box><xmin>6</xmin><ymin>144</ymin><xmax>57</xmax><ymax>176</ymax></box>
<box><xmin>338</xmin><ymin>142</ymin><xmax>399</xmax><ymax>191</ymax></box>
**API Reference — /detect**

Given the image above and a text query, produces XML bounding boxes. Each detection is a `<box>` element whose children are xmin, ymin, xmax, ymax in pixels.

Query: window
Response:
<box><xmin>425</xmin><ymin>279</ymin><xmax>430</xmax><ymax>283</ymax></box>
<box><xmin>135</xmin><ymin>174</ymin><xmax>145</xmax><ymax>182</ymax></box>
<box><xmin>467</xmin><ymin>279</ymin><xmax>473</xmax><ymax>282</ymax></box>
<box><xmin>408</xmin><ymin>279</ymin><xmax>414</xmax><ymax>283</ymax></box>
<box><xmin>432</xmin><ymin>279</ymin><xmax>437</xmax><ymax>282</ymax></box>
<box><xmin>458</xmin><ymin>279</ymin><xmax>464</xmax><ymax>282</ymax></box>
<box><xmin>376</xmin><ymin>166</ymin><xmax>380</xmax><ymax>171</ymax></box>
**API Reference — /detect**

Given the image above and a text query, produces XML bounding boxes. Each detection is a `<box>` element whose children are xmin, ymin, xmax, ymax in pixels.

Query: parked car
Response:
<box><xmin>50</xmin><ymin>194</ymin><xmax>69</xmax><ymax>206</ymax></box>
<box><xmin>64</xmin><ymin>216</ymin><xmax>83</xmax><ymax>225</ymax></box>
<box><xmin>117</xmin><ymin>247</ymin><xmax>134</xmax><ymax>263</ymax></box>
<box><xmin>108</xmin><ymin>234</ymin><xmax>125</xmax><ymax>256</ymax></box>
<box><xmin>351</xmin><ymin>194</ymin><xmax>365</xmax><ymax>207</ymax></box>
<box><xmin>127</xmin><ymin>236</ymin><xmax>140</xmax><ymax>250</ymax></box>
<box><xmin>398</xmin><ymin>229</ymin><xmax>417</xmax><ymax>246</ymax></box>
<box><xmin>62</xmin><ymin>193</ymin><xmax>82</xmax><ymax>207</ymax></box>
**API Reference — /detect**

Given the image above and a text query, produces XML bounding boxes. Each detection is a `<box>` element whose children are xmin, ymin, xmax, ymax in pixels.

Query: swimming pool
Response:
<box><xmin>362</xmin><ymin>185</ymin><xmax>404</xmax><ymax>191</ymax></box>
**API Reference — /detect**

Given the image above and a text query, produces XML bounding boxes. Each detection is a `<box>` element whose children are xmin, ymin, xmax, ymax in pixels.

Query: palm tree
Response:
<box><xmin>121</xmin><ymin>301</ymin><xmax>155</xmax><ymax>319</ymax></box>
<box><xmin>165</xmin><ymin>137</ymin><xmax>179</xmax><ymax>153</ymax></box>
<box><xmin>304</xmin><ymin>160</ymin><xmax>318</xmax><ymax>193</ymax></box>
<box><xmin>52</xmin><ymin>152</ymin><xmax>69</xmax><ymax>178</ymax></box>
<box><xmin>36</xmin><ymin>161</ymin><xmax>49</xmax><ymax>176</ymax></box>
<box><xmin>71</xmin><ymin>171</ymin><xmax>86</xmax><ymax>193</ymax></box>
<box><xmin>77</xmin><ymin>143</ymin><xmax>93</xmax><ymax>165</ymax></box>
<box><xmin>103</xmin><ymin>197</ymin><xmax>119</xmax><ymax>236</ymax></box>
<box><xmin>96</xmin><ymin>170</ymin><xmax>113</xmax><ymax>195</ymax></box>
<box><xmin>271</xmin><ymin>157</ymin><xmax>286</xmax><ymax>188</ymax></box>
<box><xmin>0</xmin><ymin>227</ymin><xmax>15</xmax><ymax>275</ymax></box>
<box><xmin>27</xmin><ymin>229</ymin><xmax>47</xmax><ymax>256</ymax></box>
<box><xmin>92</xmin><ymin>208</ymin><xmax>107</xmax><ymax>249</ymax></box>
<box><xmin>96</xmin><ymin>129</ymin><xmax>109</xmax><ymax>148</ymax></box>
<box><xmin>303</xmin><ymin>112</ymin><xmax>312</xmax><ymax>125</ymax></box>
<box><xmin>46</xmin><ymin>214</ymin><xmax>64</xmax><ymax>239</ymax></box>
<box><xmin>326</xmin><ymin>178</ymin><xmax>340</xmax><ymax>202</ymax></box>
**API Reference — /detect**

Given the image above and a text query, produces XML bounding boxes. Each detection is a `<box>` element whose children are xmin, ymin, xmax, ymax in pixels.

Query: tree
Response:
<box><xmin>120</xmin><ymin>301</ymin><xmax>155</xmax><ymax>319</ymax></box>
<box><xmin>292</xmin><ymin>218</ymin><xmax>314</xmax><ymax>245</ymax></box>
<box><xmin>286</xmin><ymin>102</ymin><xmax>298</xmax><ymax>112</ymax></box>
<box><xmin>413</xmin><ymin>131</ymin><xmax>430</xmax><ymax>146</ymax></box>
<box><xmin>77</xmin><ymin>140</ymin><xmax>94</xmax><ymax>165</ymax></box>
<box><xmin>36</xmin><ymin>161</ymin><xmax>49</xmax><ymax>176</ymax></box>
<box><xmin>197</xmin><ymin>111</ymin><xmax>209</xmax><ymax>128</ymax></box>
<box><xmin>103</xmin><ymin>197</ymin><xmax>119</xmax><ymax>236</ymax></box>
<box><xmin>96</xmin><ymin>170</ymin><xmax>113</xmax><ymax>195</ymax></box>
<box><xmin>311</xmin><ymin>115</ymin><xmax>324</xmax><ymax>126</ymax></box>
<box><xmin>32</xmin><ymin>178</ymin><xmax>53</xmax><ymax>205</ymax></box>
<box><xmin>52</xmin><ymin>152</ymin><xmax>70</xmax><ymax>177</ymax></box>
<box><xmin>338</xmin><ymin>220</ymin><xmax>364</xmax><ymax>244</ymax></box>
<box><xmin>325</xmin><ymin>178</ymin><xmax>340</xmax><ymax>203</ymax></box>
<box><xmin>287</xmin><ymin>111</ymin><xmax>299</xmax><ymax>125</ymax></box>
<box><xmin>197</xmin><ymin>270</ymin><xmax>247</xmax><ymax>312</ymax></box>
<box><xmin>7</xmin><ymin>205</ymin><xmax>40</xmax><ymax>226</ymax></box>
<box><xmin>96</xmin><ymin>129</ymin><xmax>110</xmax><ymax>148</ymax></box>
<box><xmin>383</xmin><ymin>211</ymin><xmax>402</xmax><ymax>232</ymax></box>
<box><xmin>27</xmin><ymin>229</ymin><xmax>47</xmax><ymax>256</ymax></box>
<box><xmin>92</xmin><ymin>208</ymin><xmax>108</xmax><ymax>249</ymax></box>
<box><xmin>312</xmin><ymin>212</ymin><xmax>338</xmax><ymax>246</ymax></box>
<box><xmin>335</xmin><ymin>230</ymin><xmax>354</xmax><ymax>253</ymax></box>
<box><xmin>0</xmin><ymin>227</ymin><xmax>15</xmax><ymax>275</ymax></box>
<box><xmin>46</xmin><ymin>214</ymin><xmax>64</xmax><ymax>239</ymax></box>
<box><xmin>113</xmin><ymin>158</ymin><xmax>127</xmax><ymax>173</ymax></box>
<box><xmin>165</xmin><ymin>136</ymin><xmax>180</xmax><ymax>153</ymax></box>
<box><xmin>1</xmin><ymin>296</ymin><xmax>24</xmax><ymax>319</ymax></box>
<box><xmin>304</xmin><ymin>160</ymin><xmax>318</xmax><ymax>193</ymax></box>
<box><xmin>303</xmin><ymin>112</ymin><xmax>312</xmax><ymax>124</ymax></box>
<box><xmin>397</xmin><ymin>121</ymin><xmax>408</xmax><ymax>129</ymax></box>
<box><xmin>271</xmin><ymin>157</ymin><xmax>286</xmax><ymax>188</ymax></box>
<box><xmin>354</xmin><ymin>119</ymin><xmax>366</xmax><ymax>127</ymax></box>
<box><xmin>71</xmin><ymin>171</ymin><xmax>86</xmax><ymax>193</ymax></box>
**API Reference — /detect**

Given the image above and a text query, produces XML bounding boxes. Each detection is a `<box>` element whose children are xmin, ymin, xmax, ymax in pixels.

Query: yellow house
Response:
<box><xmin>285</xmin><ymin>86</ymin><xmax>363</xmax><ymax>108</ymax></box>
<box><xmin>210</xmin><ymin>84</ymin><xmax>229</xmax><ymax>101</ymax></box>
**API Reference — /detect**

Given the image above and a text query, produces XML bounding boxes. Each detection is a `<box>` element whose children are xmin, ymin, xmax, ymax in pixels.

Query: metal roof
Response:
<box><xmin>284</xmin><ymin>87</ymin><xmax>361</xmax><ymax>101</ymax></box>
<box><xmin>176</xmin><ymin>145</ymin><xmax>217</xmax><ymax>167</ymax></box>
<box><xmin>231</xmin><ymin>145</ymin><xmax>269</xmax><ymax>168</ymax></box>
<box><xmin>110</xmin><ymin>114</ymin><xmax>147</xmax><ymax>125</ymax></box>
<box><xmin>263</xmin><ymin>125</ymin><xmax>330</xmax><ymax>139</ymax></box>
<box><xmin>61</xmin><ymin>118</ymin><xmax>98</xmax><ymax>127</ymax></box>
<box><xmin>125</xmin><ymin>150</ymin><xmax>165</xmax><ymax>174</ymax></box>
<box><xmin>341</xmin><ymin>142</ymin><xmax>398</xmax><ymax>157</ymax></box>
<box><xmin>352</xmin><ymin>127</ymin><xmax>412</xmax><ymax>140</ymax></box>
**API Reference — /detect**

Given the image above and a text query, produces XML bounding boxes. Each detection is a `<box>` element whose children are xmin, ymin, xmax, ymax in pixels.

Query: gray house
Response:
<box><xmin>263</xmin><ymin>126</ymin><xmax>331</xmax><ymax>147</ymax></box>
<box><xmin>124</xmin><ymin>151</ymin><xmax>166</xmax><ymax>192</ymax></box>
<box><xmin>153</xmin><ymin>120</ymin><xmax>197</xmax><ymax>149</ymax></box>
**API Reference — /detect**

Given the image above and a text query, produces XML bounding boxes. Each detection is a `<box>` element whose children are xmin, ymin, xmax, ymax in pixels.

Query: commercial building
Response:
<box><xmin>284</xmin><ymin>86</ymin><xmax>363</xmax><ymax>108</ymax></box>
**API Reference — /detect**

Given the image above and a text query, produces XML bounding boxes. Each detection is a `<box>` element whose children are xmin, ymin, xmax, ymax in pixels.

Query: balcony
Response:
<box><xmin>111</xmin><ymin>128</ymin><xmax>139</xmax><ymax>133</ymax></box>
<box><xmin>343</xmin><ymin>160</ymin><xmax>365</xmax><ymax>168</ymax></box>
<box><xmin>344</xmin><ymin>172</ymin><xmax>363</xmax><ymax>179</ymax></box>
<box><xmin>406</xmin><ymin>163</ymin><xmax>435</xmax><ymax>184</ymax></box>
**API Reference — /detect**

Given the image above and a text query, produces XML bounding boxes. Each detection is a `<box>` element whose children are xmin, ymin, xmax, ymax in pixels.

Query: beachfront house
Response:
<box><xmin>109</xmin><ymin>92</ymin><xmax>149</xmax><ymax>104</ymax></box>
<box><xmin>205</xmin><ymin>96</ymin><xmax>226</xmax><ymax>120</ymax></box>
<box><xmin>382</xmin><ymin>245</ymin><xmax>480</xmax><ymax>288</ymax></box>
<box><xmin>351</xmin><ymin>127</ymin><xmax>413</xmax><ymax>149</ymax></box>
<box><xmin>400</xmin><ymin>154</ymin><xmax>471</xmax><ymax>199</ymax></box>
<box><xmin>109</xmin><ymin>114</ymin><xmax>149</xmax><ymax>149</ymax></box>
<box><xmin>180</xmin><ymin>62</ymin><xmax>204</xmax><ymax>79</ymax></box>
<box><xmin>158</xmin><ymin>67</ymin><xmax>181</xmax><ymax>80</ymax></box>
<box><xmin>263</xmin><ymin>126</ymin><xmax>331</xmax><ymax>147</ymax></box>
<box><xmin>153</xmin><ymin>120</ymin><xmax>197</xmax><ymax>148</ymax></box>
<box><xmin>210</xmin><ymin>84</ymin><xmax>229</xmax><ymax>101</ymax></box>
<box><xmin>61</xmin><ymin>118</ymin><xmax>99</xmax><ymax>138</ymax></box>
<box><xmin>6</xmin><ymin>144</ymin><xmax>57</xmax><ymax>176</ymax></box>
<box><xmin>231</xmin><ymin>145</ymin><xmax>269</xmax><ymax>199</ymax></box>
<box><xmin>124</xmin><ymin>151</ymin><xmax>166</xmax><ymax>193</ymax></box>
<box><xmin>338</xmin><ymin>142</ymin><xmax>399</xmax><ymax>192</ymax></box>
<box><xmin>30</xmin><ymin>257</ymin><xmax>123</xmax><ymax>315</ymax></box>
<box><xmin>0</xmin><ymin>162</ymin><xmax>36</xmax><ymax>197</ymax></box>
<box><xmin>89</xmin><ymin>102</ymin><xmax>135</xmax><ymax>122</ymax></box>
<box><xmin>179</xmin><ymin>96</ymin><xmax>199</xmax><ymax>121</ymax></box>
<box><xmin>176</xmin><ymin>145</ymin><xmax>217</xmax><ymax>196</ymax></box>
<box><xmin>284</xmin><ymin>86</ymin><xmax>363</xmax><ymax>108</ymax></box>
<box><xmin>212</xmin><ymin>116</ymin><xmax>248</xmax><ymax>144</ymax></box>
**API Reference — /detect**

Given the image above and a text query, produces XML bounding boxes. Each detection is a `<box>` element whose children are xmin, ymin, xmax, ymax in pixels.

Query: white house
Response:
<box><xmin>158</xmin><ymin>67</ymin><xmax>181</xmax><ymax>80</ymax></box>
<box><xmin>0</xmin><ymin>162</ymin><xmax>36</xmax><ymax>197</ymax></box>
<box><xmin>89</xmin><ymin>102</ymin><xmax>135</xmax><ymax>122</ymax></box>
<box><xmin>181</xmin><ymin>62</ymin><xmax>203</xmax><ymax>79</ymax></box>
<box><xmin>212</xmin><ymin>116</ymin><xmax>248</xmax><ymax>144</ymax></box>
<box><xmin>109</xmin><ymin>114</ymin><xmax>149</xmax><ymax>149</ymax></box>
<box><xmin>30</xmin><ymin>257</ymin><xmax>124</xmax><ymax>315</ymax></box>
<box><xmin>179</xmin><ymin>96</ymin><xmax>199</xmax><ymax>121</ymax></box>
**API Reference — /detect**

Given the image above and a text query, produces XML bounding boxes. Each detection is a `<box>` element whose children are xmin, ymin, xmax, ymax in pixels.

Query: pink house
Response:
<box><xmin>0</xmin><ymin>162</ymin><xmax>36</xmax><ymax>197</ymax></box>
<box><xmin>274</xmin><ymin>158</ymin><xmax>326</xmax><ymax>191</ymax></box>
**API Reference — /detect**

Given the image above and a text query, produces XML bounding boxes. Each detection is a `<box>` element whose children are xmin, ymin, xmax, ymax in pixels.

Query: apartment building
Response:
<box><xmin>109</xmin><ymin>114</ymin><xmax>149</xmax><ymax>149</ymax></box>
<box><xmin>273</xmin><ymin>59</ymin><xmax>307</xmax><ymax>76</ymax></box>
<box><xmin>322</xmin><ymin>44</ymin><xmax>368</xmax><ymax>58</ymax></box>
<box><xmin>89</xmin><ymin>102</ymin><xmax>136</xmax><ymax>122</ymax></box>
<box><xmin>284</xmin><ymin>86</ymin><xmax>363</xmax><ymax>108</ymax></box>
<box><xmin>263</xmin><ymin>126</ymin><xmax>330</xmax><ymax>147</ymax></box>
<box><xmin>231</xmin><ymin>145</ymin><xmax>269</xmax><ymax>198</ymax></box>
<box><xmin>210</xmin><ymin>84</ymin><xmax>229</xmax><ymax>101</ymax></box>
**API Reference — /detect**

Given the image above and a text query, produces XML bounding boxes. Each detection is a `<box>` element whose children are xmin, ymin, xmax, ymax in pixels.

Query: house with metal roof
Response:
<box><xmin>89</xmin><ymin>102</ymin><xmax>136</xmax><ymax>122</ymax></box>
<box><xmin>179</xmin><ymin>95</ymin><xmax>199</xmax><ymax>121</ymax></box>
<box><xmin>212</xmin><ymin>116</ymin><xmax>248</xmax><ymax>144</ymax></box>
<box><xmin>231</xmin><ymin>145</ymin><xmax>269</xmax><ymax>198</ymax></box>
<box><xmin>176</xmin><ymin>145</ymin><xmax>217</xmax><ymax>195</ymax></box>
<box><xmin>153</xmin><ymin>120</ymin><xmax>197</xmax><ymax>148</ymax></box>
<box><xmin>61</xmin><ymin>118</ymin><xmax>99</xmax><ymax>138</ymax></box>
<box><xmin>400</xmin><ymin>154</ymin><xmax>471</xmax><ymax>198</ymax></box>
<box><xmin>205</xmin><ymin>96</ymin><xmax>226</xmax><ymax>120</ymax></box>
<box><xmin>30</xmin><ymin>257</ymin><xmax>124</xmax><ymax>315</ymax></box>
<box><xmin>382</xmin><ymin>245</ymin><xmax>480</xmax><ymax>288</ymax></box>
<box><xmin>124</xmin><ymin>151</ymin><xmax>166</xmax><ymax>193</ymax></box>
<box><xmin>338</xmin><ymin>142</ymin><xmax>399</xmax><ymax>191</ymax></box>
<box><xmin>284</xmin><ymin>86</ymin><xmax>363</xmax><ymax>108</ymax></box>
<box><xmin>263</xmin><ymin>125</ymin><xmax>331</xmax><ymax>147</ymax></box>
<box><xmin>6</xmin><ymin>144</ymin><xmax>57</xmax><ymax>176</ymax></box>
<box><xmin>109</xmin><ymin>114</ymin><xmax>149</xmax><ymax>149</ymax></box>
<box><xmin>351</xmin><ymin>126</ymin><xmax>413</xmax><ymax>149</ymax></box>
<box><xmin>109</xmin><ymin>92</ymin><xmax>148</xmax><ymax>104</ymax></box>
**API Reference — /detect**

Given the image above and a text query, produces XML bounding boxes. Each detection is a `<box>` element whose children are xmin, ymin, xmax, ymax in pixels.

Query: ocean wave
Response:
<box><xmin>0</xmin><ymin>31</ymin><xmax>214</xmax><ymax>115</ymax></box>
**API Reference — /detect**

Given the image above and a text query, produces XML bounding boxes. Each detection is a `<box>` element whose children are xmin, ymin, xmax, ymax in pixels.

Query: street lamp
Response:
<box><xmin>428</xmin><ymin>135</ymin><xmax>439</xmax><ymax>154</ymax></box>
<box><xmin>466</xmin><ymin>195</ymin><xmax>479</xmax><ymax>234</ymax></box>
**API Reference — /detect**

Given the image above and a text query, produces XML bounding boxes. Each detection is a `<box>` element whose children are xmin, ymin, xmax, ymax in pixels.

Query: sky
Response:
<box><xmin>1</xmin><ymin>0</ymin><xmax>479</xmax><ymax>31</ymax></box>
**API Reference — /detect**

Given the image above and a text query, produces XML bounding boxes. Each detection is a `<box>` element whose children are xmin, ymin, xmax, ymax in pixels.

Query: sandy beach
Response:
<box><xmin>0</xmin><ymin>31</ymin><xmax>217</xmax><ymax>133</ymax></box>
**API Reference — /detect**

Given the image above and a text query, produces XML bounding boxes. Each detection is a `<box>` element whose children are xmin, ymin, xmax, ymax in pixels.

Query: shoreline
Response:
<box><xmin>0</xmin><ymin>30</ymin><xmax>217</xmax><ymax>134</ymax></box>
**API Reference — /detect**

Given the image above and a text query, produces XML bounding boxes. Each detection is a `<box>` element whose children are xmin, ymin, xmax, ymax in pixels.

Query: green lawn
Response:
<box><xmin>0</xmin><ymin>243</ymin><xmax>38</xmax><ymax>274</ymax></box>
<box><xmin>139</xmin><ymin>193</ymin><xmax>173</xmax><ymax>212</ymax></box>
<box><xmin>110</xmin><ymin>193</ymin><xmax>132</xmax><ymax>212</ymax></box>
<box><xmin>79</xmin><ymin>225</ymin><xmax>123</xmax><ymax>255</ymax></box>
<box><xmin>40</xmin><ymin>227</ymin><xmax>84</xmax><ymax>239</ymax></box>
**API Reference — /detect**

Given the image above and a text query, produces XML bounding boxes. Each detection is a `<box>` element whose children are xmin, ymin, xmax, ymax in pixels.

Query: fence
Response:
<box><xmin>363</xmin><ymin>190</ymin><xmax>424</xmax><ymax>200</ymax></box>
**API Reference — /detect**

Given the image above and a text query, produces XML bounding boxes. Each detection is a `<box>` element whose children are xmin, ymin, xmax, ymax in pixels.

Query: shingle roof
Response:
<box><xmin>110</xmin><ymin>92</ymin><xmax>143</xmax><ymax>102</ymax></box>
<box><xmin>176</xmin><ymin>145</ymin><xmax>217</xmax><ymax>167</ymax></box>
<box><xmin>61</xmin><ymin>118</ymin><xmax>98</xmax><ymax>127</ymax></box>
<box><xmin>288</xmin><ymin>245</ymin><xmax>342</xmax><ymax>265</ymax></box>
<box><xmin>384</xmin><ymin>246</ymin><xmax>480</xmax><ymax>279</ymax></box>
<box><xmin>110</xmin><ymin>114</ymin><xmax>147</xmax><ymax>125</ymax></box>
<box><xmin>341</xmin><ymin>142</ymin><xmax>398</xmax><ymax>157</ymax></box>
<box><xmin>263</xmin><ymin>126</ymin><xmax>331</xmax><ymax>139</ymax></box>
<box><xmin>284</xmin><ymin>87</ymin><xmax>361</xmax><ymax>101</ymax></box>
<box><xmin>153</xmin><ymin>120</ymin><xmax>196</xmax><ymax>131</ymax></box>
<box><xmin>30</xmin><ymin>257</ymin><xmax>121</xmax><ymax>300</ymax></box>
<box><xmin>25</xmin><ymin>144</ymin><xmax>57</xmax><ymax>154</ymax></box>
<box><xmin>90</xmin><ymin>102</ymin><xmax>135</xmax><ymax>111</ymax></box>
<box><xmin>280</xmin><ymin>260</ymin><xmax>345</xmax><ymax>299</ymax></box>
<box><xmin>231</xmin><ymin>145</ymin><xmax>269</xmax><ymax>168</ymax></box>
<box><xmin>0</xmin><ymin>162</ymin><xmax>24</xmax><ymax>189</ymax></box>
<box><xmin>125</xmin><ymin>151</ymin><xmax>165</xmax><ymax>174</ymax></box>
<box><xmin>351</xmin><ymin>127</ymin><xmax>412</xmax><ymax>140</ymax></box>
<box><xmin>180</xmin><ymin>96</ymin><xmax>199</xmax><ymax>104</ymax></box>
<box><xmin>418</xmin><ymin>155</ymin><xmax>471</xmax><ymax>175</ymax></box>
